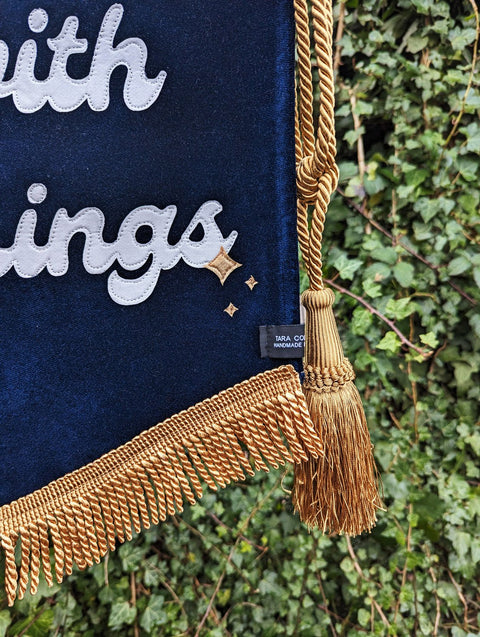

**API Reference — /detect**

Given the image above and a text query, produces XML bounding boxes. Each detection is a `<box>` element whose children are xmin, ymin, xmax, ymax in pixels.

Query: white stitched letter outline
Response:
<box><xmin>0</xmin><ymin>185</ymin><xmax>238</xmax><ymax>305</ymax></box>
<box><xmin>0</xmin><ymin>4</ymin><xmax>167</xmax><ymax>113</ymax></box>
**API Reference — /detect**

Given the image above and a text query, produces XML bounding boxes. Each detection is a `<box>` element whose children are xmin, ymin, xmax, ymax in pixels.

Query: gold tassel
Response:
<box><xmin>292</xmin><ymin>288</ymin><xmax>382</xmax><ymax>535</ymax></box>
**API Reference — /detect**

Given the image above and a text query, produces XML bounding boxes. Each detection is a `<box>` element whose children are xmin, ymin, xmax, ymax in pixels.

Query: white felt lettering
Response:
<box><xmin>0</xmin><ymin>185</ymin><xmax>238</xmax><ymax>305</ymax></box>
<box><xmin>0</xmin><ymin>4</ymin><xmax>166</xmax><ymax>113</ymax></box>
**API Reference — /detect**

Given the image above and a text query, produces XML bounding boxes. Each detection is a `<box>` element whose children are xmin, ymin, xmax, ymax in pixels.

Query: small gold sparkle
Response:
<box><xmin>245</xmin><ymin>275</ymin><xmax>258</xmax><ymax>290</ymax></box>
<box><xmin>204</xmin><ymin>247</ymin><xmax>242</xmax><ymax>285</ymax></box>
<box><xmin>224</xmin><ymin>303</ymin><xmax>238</xmax><ymax>317</ymax></box>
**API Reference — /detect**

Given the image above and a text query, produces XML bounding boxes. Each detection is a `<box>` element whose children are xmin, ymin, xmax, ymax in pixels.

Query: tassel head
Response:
<box><xmin>293</xmin><ymin>288</ymin><xmax>382</xmax><ymax>535</ymax></box>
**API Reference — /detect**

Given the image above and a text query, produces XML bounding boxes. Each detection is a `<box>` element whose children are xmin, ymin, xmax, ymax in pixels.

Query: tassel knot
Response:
<box><xmin>301</xmin><ymin>287</ymin><xmax>335</xmax><ymax>309</ymax></box>
<box><xmin>303</xmin><ymin>359</ymin><xmax>356</xmax><ymax>393</ymax></box>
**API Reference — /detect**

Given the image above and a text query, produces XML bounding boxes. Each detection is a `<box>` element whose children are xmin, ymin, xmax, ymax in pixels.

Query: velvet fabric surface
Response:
<box><xmin>0</xmin><ymin>0</ymin><xmax>299</xmax><ymax>504</ymax></box>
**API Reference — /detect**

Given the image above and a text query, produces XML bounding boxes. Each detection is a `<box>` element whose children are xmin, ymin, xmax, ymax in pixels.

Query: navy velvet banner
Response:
<box><xmin>0</xmin><ymin>1</ymin><xmax>299</xmax><ymax>504</ymax></box>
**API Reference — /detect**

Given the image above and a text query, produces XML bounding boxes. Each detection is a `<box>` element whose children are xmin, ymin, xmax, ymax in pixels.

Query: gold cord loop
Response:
<box><xmin>295</xmin><ymin>0</ymin><xmax>337</xmax><ymax>287</ymax></box>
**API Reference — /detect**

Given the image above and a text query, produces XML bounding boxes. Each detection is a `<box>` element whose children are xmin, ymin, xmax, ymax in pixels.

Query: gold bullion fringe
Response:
<box><xmin>0</xmin><ymin>365</ymin><xmax>321</xmax><ymax>606</ymax></box>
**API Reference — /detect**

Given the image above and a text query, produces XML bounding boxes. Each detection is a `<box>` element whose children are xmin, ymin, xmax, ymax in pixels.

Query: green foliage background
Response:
<box><xmin>1</xmin><ymin>0</ymin><xmax>479</xmax><ymax>634</ymax></box>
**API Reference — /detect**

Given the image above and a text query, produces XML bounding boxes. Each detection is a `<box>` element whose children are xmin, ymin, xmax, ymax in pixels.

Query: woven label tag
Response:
<box><xmin>259</xmin><ymin>325</ymin><xmax>305</xmax><ymax>359</ymax></box>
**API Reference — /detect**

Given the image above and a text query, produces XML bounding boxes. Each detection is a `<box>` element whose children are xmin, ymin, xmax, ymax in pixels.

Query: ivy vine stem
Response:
<box><xmin>324</xmin><ymin>277</ymin><xmax>431</xmax><ymax>358</ymax></box>
<box><xmin>336</xmin><ymin>187</ymin><xmax>477</xmax><ymax>306</ymax></box>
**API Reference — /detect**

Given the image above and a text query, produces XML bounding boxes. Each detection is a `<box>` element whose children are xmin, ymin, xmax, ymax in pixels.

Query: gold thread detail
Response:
<box><xmin>224</xmin><ymin>303</ymin><xmax>238</xmax><ymax>317</ymax></box>
<box><xmin>245</xmin><ymin>276</ymin><xmax>258</xmax><ymax>290</ymax></box>
<box><xmin>303</xmin><ymin>358</ymin><xmax>356</xmax><ymax>393</ymax></box>
<box><xmin>205</xmin><ymin>247</ymin><xmax>242</xmax><ymax>285</ymax></box>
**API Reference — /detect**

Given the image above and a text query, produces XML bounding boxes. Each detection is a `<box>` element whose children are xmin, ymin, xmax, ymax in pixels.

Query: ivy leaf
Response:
<box><xmin>459</xmin><ymin>193</ymin><xmax>479</xmax><ymax>214</ymax></box>
<box><xmin>344</xmin><ymin>127</ymin><xmax>366</xmax><ymax>147</ymax></box>
<box><xmin>470</xmin><ymin>313</ymin><xmax>480</xmax><ymax>338</ymax></box>
<box><xmin>465</xmin><ymin>92</ymin><xmax>480</xmax><ymax>110</ymax></box>
<box><xmin>140</xmin><ymin>596</ymin><xmax>167</xmax><ymax>633</ymax></box>
<box><xmin>447</xmin><ymin>256</ymin><xmax>470</xmax><ymax>276</ymax></box>
<box><xmin>0</xmin><ymin>612</ymin><xmax>10</xmax><ymax>637</ymax></box>
<box><xmin>376</xmin><ymin>247</ymin><xmax>398</xmax><ymax>266</ymax></box>
<box><xmin>385</xmin><ymin>297</ymin><xmax>418</xmax><ymax>320</ymax></box>
<box><xmin>457</xmin><ymin>157</ymin><xmax>478</xmax><ymax>182</ymax></box>
<box><xmin>10</xmin><ymin>610</ymin><xmax>54</xmax><ymax>637</ymax></box>
<box><xmin>466</xmin><ymin>133</ymin><xmax>480</xmax><ymax>153</ymax></box>
<box><xmin>410</xmin><ymin>0</ymin><xmax>434</xmax><ymax>15</ymax></box>
<box><xmin>450</xmin><ymin>530</ymin><xmax>471</xmax><ymax>561</ymax></box>
<box><xmin>453</xmin><ymin>362</ymin><xmax>474</xmax><ymax>391</ymax></box>
<box><xmin>351</xmin><ymin>307</ymin><xmax>373</xmax><ymax>335</ymax></box>
<box><xmin>465</xmin><ymin>432</ymin><xmax>480</xmax><ymax>456</ymax></box>
<box><xmin>407</xmin><ymin>35</ymin><xmax>429</xmax><ymax>54</ymax></box>
<box><xmin>472</xmin><ymin>266</ymin><xmax>480</xmax><ymax>288</ymax></box>
<box><xmin>363</xmin><ymin>279</ymin><xmax>383</xmax><ymax>298</ymax></box>
<box><xmin>364</xmin><ymin>262</ymin><xmax>391</xmax><ymax>281</ymax></box>
<box><xmin>108</xmin><ymin>602</ymin><xmax>137</xmax><ymax>629</ymax></box>
<box><xmin>420</xmin><ymin>332</ymin><xmax>439</xmax><ymax>348</ymax></box>
<box><xmin>358</xmin><ymin>608</ymin><xmax>371</xmax><ymax>627</ymax></box>
<box><xmin>449</xmin><ymin>27</ymin><xmax>477</xmax><ymax>50</ymax></box>
<box><xmin>119</xmin><ymin>542</ymin><xmax>146</xmax><ymax>573</ymax></box>
<box><xmin>394</xmin><ymin>262</ymin><xmax>414</xmax><ymax>287</ymax></box>
<box><xmin>405</xmin><ymin>168</ymin><xmax>429</xmax><ymax>188</ymax></box>
<box><xmin>332</xmin><ymin>253</ymin><xmax>362</xmax><ymax>280</ymax></box>
<box><xmin>377</xmin><ymin>331</ymin><xmax>402</xmax><ymax>353</ymax></box>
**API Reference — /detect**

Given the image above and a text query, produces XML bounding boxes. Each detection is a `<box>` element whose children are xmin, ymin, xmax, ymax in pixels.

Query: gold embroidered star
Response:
<box><xmin>224</xmin><ymin>303</ymin><xmax>239</xmax><ymax>317</ymax></box>
<box><xmin>204</xmin><ymin>247</ymin><xmax>242</xmax><ymax>285</ymax></box>
<box><xmin>245</xmin><ymin>275</ymin><xmax>258</xmax><ymax>290</ymax></box>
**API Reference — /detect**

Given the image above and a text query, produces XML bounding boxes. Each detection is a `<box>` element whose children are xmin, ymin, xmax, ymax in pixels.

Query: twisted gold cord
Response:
<box><xmin>295</xmin><ymin>0</ymin><xmax>339</xmax><ymax>290</ymax></box>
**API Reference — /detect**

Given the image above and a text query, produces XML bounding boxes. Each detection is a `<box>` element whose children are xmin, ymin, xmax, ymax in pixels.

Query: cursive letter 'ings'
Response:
<box><xmin>0</xmin><ymin>185</ymin><xmax>239</xmax><ymax>305</ymax></box>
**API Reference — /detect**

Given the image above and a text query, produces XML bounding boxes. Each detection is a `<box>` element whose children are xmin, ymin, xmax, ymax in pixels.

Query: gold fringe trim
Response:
<box><xmin>0</xmin><ymin>365</ymin><xmax>321</xmax><ymax>606</ymax></box>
